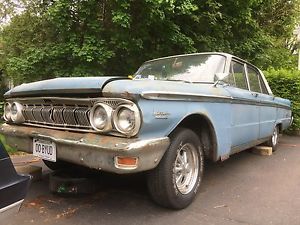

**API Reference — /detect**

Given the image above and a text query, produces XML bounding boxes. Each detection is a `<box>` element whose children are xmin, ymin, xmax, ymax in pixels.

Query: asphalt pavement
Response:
<box><xmin>3</xmin><ymin>135</ymin><xmax>300</xmax><ymax>225</ymax></box>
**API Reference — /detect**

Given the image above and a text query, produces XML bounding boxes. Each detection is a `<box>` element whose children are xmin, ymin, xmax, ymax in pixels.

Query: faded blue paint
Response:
<box><xmin>101</xmin><ymin>61</ymin><xmax>291</xmax><ymax>160</ymax></box>
<box><xmin>132</xmin><ymin>98</ymin><xmax>232</xmax><ymax>159</ymax></box>
<box><xmin>102</xmin><ymin>79</ymin><xmax>231</xmax><ymax>99</ymax></box>
<box><xmin>3</xmin><ymin>53</ymin><xmax>292</xmax><ymax>162</ymax></box>
<box><xmin>4</xmin><ymin>77</ymin><xmax>124</xmax><ymax>98</ymax></box>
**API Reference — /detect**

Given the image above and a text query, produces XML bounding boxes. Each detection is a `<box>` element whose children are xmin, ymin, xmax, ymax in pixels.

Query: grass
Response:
<box><xmin>0</xmin><ymin>134</ymin><xmax>18</xmax><ymax>155</ymax></box>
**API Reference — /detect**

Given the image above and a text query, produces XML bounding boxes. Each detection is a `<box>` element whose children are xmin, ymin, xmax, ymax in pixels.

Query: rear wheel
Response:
<box><xmin>147</xmin><ymin>128</ymin><xmax>204</xmax><ymax>209</ymax></box>
<box><xmin>265</xmin><ymin>126</ymin><xmax>279</xmax><ymax>152</ymax></box>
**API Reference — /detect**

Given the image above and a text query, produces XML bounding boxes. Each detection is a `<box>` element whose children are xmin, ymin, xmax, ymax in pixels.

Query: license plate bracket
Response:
<box><xmin>33</xmin><ymin>138</ymin><xmax>57</xmax><ymax>162</ymax></box>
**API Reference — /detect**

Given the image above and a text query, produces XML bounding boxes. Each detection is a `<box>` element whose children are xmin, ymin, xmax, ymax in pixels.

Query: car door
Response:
<box><xmin>246</xmin><ymin>65</ymin><xmax>276</xmax><ymax>139</ymax></box>
<box><xmin>223</xmin><ymin>59</ymin><xmax>260</xmax><ymax>150</ymax></box>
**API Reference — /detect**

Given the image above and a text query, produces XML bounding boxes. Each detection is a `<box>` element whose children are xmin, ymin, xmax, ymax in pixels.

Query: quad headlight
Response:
<box><xmin>4</xmin><ymin>102</ymin><xmax>25</xmax><ymax>123</ymax></box>
<box><xmin>89</xmin><ymin>103</ymin><xmax>113</xmax><ymax>132</ymax></box>
<box><xmin>3</xmin><ymin>102</ymin><xmax>12</xmax><ymax>121</ymax></box>
<box><xmin>11</xmin><ymin>102</ymin><xmax>25</xmax><ymax>123</ymax></box>
<box><xmin>113</xmin><ymin>105</ymin><xmax>141</xmax><ymax>136</ymax></box>
<box><xmin>89</xmin><ymin>102</ymin><xmax>141</xmax><ymax>136</ymax></box>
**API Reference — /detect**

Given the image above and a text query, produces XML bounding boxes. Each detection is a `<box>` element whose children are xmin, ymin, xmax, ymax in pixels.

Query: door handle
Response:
<box><xmin>251</xmin><ymin>92</ymin><xmax>258</xmax><ymax>97</ymax></box>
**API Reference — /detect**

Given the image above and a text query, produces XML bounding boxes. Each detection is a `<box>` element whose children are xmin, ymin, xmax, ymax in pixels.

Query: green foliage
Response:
<box><xmin>255</xmin><ymin>40</ymin><xmax>298</xmax><ymax>70</ymax></box>
<box><xmin>0</xmin><ymin>134</ymin><xmax>17</xmax><ymax>154</ymax></box>
<box><xmin>0</xmin><ymin>0</ymin><xmax>299</xmax><ymax>84</ymax></box>
<box><xmin>265</xmin><ymin>69</ymin><xmax>300</xmax><ymax>131</ymax></box>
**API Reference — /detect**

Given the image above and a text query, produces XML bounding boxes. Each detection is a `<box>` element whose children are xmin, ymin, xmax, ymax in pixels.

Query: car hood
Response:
<box><xmin>4</xmin><ymin>77</ymin><xmax>127</xmax><ymax>98</ymax></box>
<box><xmin>102</xmin><ymin>79</ymin><xmax>231</xmax><ymax>100</ymax></box>
<box><xmin>4</xmin><ymin>77</ymin><xmax>231</xmax><ymax>100</ymax></box>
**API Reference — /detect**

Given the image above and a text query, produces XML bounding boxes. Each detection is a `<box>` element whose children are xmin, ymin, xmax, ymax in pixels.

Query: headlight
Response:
<box><xmin>3</xmin><ymin>102</ymin><xmax>12</xmax><ymax>121</ymax></box>
<box><xmin>113</xmin><ymin>105</ymin><xmax>141</xmax><ymax>136</ymax></box>
<box><xmin>10</xmin><ymin>102</ymin><xmax>25</xmax><ymax>123</ymax></box>
<box><xmin>89</xmin><ymin>103</ymin><xmax>112</xmax><ymax>132</ymax></box>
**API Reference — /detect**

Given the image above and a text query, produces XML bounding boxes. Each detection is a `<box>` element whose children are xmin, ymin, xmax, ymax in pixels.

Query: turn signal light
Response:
<box><xmin>114</xmin><ymin>156</ymin><xmax>138</xmax><ymax>170</ymax></box>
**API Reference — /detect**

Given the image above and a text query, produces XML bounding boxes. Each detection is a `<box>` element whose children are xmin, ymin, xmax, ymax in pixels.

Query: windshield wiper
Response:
<box><xmin>193</xmin><ymin>81</ymin><xmax>215</xmax><ymax>84</ymax></box>
<box><xmin>166</xmin><ymin>79</ymin><xmax>192</xmax><ymax>83</ymax></box>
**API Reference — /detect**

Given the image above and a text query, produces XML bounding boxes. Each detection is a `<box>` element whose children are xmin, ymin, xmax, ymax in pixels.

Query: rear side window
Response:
<box><xmin>258</xmin><ymin>73</ymin><xmax>269</xmax><ymax>94</ymax></box>
<box><xmin>247</xmin><ymin>66</ymin><xmax>261</xmax><ymax>93</ymax></box>
<box><xmin>230</xmin><ymin>61</ymin><xmax>248</xmax><ymax>90</ymax></box>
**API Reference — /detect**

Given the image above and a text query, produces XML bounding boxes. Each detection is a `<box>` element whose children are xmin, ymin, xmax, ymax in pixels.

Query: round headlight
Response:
<box><xmin>113</xmin><ymin>105</ymin><xmax>141</xmax><ymax>136</ymax></box>
<box><xmin>10</xmin><ymin>102</ymin><xmax>25</xmax><ymax>123</ymax></box>
<box><xmin>90</xmin><ymin>103</ymin><xmax>112</xmax><ymax>132</ymax></box>
<box><xmin>3</xmin><ymin>102</ymin><xmax>12</xmax><ymax>121</ymax></box>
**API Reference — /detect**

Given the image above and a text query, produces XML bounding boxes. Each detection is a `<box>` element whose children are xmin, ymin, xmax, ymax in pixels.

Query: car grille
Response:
<box><xmin>22</xmin><ymin>105</ymin><xmax>92</xmax><ymax>130</ymax></box>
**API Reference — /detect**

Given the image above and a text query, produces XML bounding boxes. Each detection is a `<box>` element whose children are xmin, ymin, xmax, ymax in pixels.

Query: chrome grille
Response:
<box><xmin>52</xmin><ymin>106</ymin><xmax>64</xmax><ymax>124</ymax></box>
<box><xmin>103</xmin><ymin>100</ymin><xmax>121</xmax><ymax>108</ymax></box>
<box><xmin>42</xmin><ymin>106</ymin><xmax>53</xmax><ymax>123</ymax></box>
<box><xmin>11</xmin><ymin>97</ymin><xmax>132</xmax><ymax>132</ymax></box>
<box><xmin>22</xmin><ymin>104</ymin><xmax>91</xmax><ymax>129</ymax></box>
<box><xmin>32</xmin><ymin>106</ymin><xmax>44</xmax><ymax>122</ymax></box>
<box><xmin>23</xmin><ymin>105</ymin><xmax>35</xmax><ymax>121</ymax></box>
<box><xmin>63</xmin><ymin>107</ymin><xmax>76</xmax><ymax>125</ymax></box>
<box><xmin>75</xmin><ymin>108</ymin><xmax>91</xmax><ymax>127</ymax></box>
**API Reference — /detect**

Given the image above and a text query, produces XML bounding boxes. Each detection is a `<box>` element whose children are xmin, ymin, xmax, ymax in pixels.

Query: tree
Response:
<box><xmin>0</xmin><ymin>0</ymin><xmax>299</xmax><ymax>84</ymax></box>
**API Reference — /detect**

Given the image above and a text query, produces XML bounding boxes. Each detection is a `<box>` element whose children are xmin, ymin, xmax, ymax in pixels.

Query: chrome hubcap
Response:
<box><xmin>272</xmin><ymin>127</ymin><xmax>278</xmax><ymax>146</ymax></box>
<box><xmin>173</xmin><ymin>143</ymin><xmax>199</xmax><ymax>195</ymax></box>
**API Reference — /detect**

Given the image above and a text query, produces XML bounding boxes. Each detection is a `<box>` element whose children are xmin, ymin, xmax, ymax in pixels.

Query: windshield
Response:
<box><xmin>134</xmin><ymin>54</ymin><xmax>226</xmax><ymax>83</ymax></box>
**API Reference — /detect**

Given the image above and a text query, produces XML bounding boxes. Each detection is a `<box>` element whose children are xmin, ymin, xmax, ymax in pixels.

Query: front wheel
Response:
<box><xmin>147</xmin><ymin>128</ymin><xmax>204</xmax><ymax>209</ymax></box>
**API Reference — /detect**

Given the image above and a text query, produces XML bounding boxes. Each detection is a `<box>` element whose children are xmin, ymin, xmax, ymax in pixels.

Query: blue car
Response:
<box><xmin>0</xmin><ymin>142</ymin><xmax>30</xmax><ymax>218</ymax></box>
<box><xmin>0</xmin><ymin>52</ymin><xmax>292</xmax><ymax>209</ymax></box>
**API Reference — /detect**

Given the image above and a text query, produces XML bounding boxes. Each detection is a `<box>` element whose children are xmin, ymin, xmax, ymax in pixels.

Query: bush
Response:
<box><xmin>264</xmin><ymin>69</ymin><xmax>300</xmax><ymax>131</ymax></box>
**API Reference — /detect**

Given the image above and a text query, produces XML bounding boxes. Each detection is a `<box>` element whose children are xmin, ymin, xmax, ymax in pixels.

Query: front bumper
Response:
<box><xmin>0</xmin><ymin>124</ymin><xmax>170</xmax><ymax>174</ymax></box>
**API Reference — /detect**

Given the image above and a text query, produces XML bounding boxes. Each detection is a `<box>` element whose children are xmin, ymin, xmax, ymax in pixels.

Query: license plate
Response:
<box><xmin>33</xmin><ymin>138</ymin><xmax>56</xmax><ymax>162</ymax></box>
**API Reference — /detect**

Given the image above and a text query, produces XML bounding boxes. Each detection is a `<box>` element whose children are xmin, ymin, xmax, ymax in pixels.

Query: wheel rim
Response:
<box><xmin>173</xmin><ymin>143</ymin><xmax>199</xmax><ymax>195</ymax></box>
<box><xmin>272</xmin><ymin>127</ymin><xmax>278</xmax><ymax>146</ymax></box>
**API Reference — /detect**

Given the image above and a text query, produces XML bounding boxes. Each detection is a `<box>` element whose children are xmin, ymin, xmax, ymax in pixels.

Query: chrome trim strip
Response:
<box><xmin>23</xmin><ymin>122</ymin><xmax>94</xmax><ymax>132</ymax></box>
<box><xmin>141</xmin><ymin>91</ymin><xmax>232</xmax><ymax>101</ymax></box>
<box><xmin>0</xmin><ymin>199</ymin><xmax>24</xmax><ymax>214</ymax></box>
<box><xmin>141</xmin><ymin>91</ymin><xmax>291</xmax><ymax>110</ymax></box>
<box><xmin>5</xmin><ymin>97</ymin><xmax>134</xmax><ymax>108</ymax></box>
<box><xmin>231</xmin><ymin>98</ymin><xmax>291</xmax><ymax>110</ymax></box>
<box><xmin>144</xmin><ymin>52</ymin><xmax>230</xmax><ymax>63</ymax></box>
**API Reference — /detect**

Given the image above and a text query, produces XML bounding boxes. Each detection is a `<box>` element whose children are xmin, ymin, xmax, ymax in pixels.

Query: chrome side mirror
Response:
<box><xmin>213</xmin><ymin>73</ymin><xmax>229</xmax><ymax>87</ymax></box>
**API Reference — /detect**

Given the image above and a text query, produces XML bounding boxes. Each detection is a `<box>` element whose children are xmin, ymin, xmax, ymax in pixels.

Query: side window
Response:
<box><xmin>258</xmin><ymin>74</ymin><xmax>269</xmax><ymax>94</ymax></box>
<box><xmin>230</xmin><ymin>61</ymin><xmax>248</xmax><ymax>90</ymax></box>
<box><xmin>247</xmin><ymin>66</ymin><xmax>261</xmax><ymax>93</ymax></box>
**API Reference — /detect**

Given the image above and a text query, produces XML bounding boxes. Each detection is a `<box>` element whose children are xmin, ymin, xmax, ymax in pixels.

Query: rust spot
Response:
<box><xmin>120</xmin><ymin>91</ymin><xmax>134</xmax><ymax>100</ymax></box>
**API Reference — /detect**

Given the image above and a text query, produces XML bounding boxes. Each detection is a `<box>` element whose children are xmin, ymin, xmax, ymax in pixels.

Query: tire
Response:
<box><xmin>43</xmin><ymin>159</ymin><xmax>74</xmax><ymax>171</ymax></box>
<box><xmin>147</xmin><ymin>128</ymin><xmax>204</xmax><ymax>209</ymax></box>
<box><xmin>265</xmin><ymin>125</ymin><xmax>279</xmax><ymax>152</ymax></box>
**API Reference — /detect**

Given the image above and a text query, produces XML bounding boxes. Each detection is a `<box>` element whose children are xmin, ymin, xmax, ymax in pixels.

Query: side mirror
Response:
<box><xmin>213</xmin><ymin>73</ymin><xmax>229</xmax><ymax>87</ymax></box>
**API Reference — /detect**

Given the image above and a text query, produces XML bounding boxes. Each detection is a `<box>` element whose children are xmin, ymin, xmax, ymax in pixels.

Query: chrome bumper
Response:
<box><xmin>0</xmin><ymin>200</ymin><xmax>24</xmax><ymax>219</ymax></box>
<box><xmin>0</xmin><ymin>124</ymin><xmax>170</xmax><ymax>174</ymax></box>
